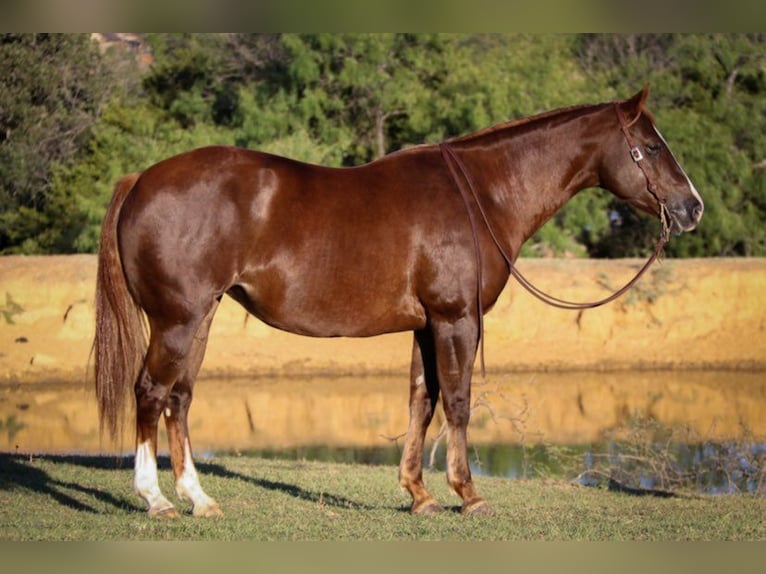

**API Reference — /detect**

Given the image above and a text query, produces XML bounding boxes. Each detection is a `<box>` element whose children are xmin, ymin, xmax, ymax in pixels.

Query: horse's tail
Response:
<box><xmin>94</xmin><ymin>172</ymin><xmax>145</xmax><ymax>442</ymax></box>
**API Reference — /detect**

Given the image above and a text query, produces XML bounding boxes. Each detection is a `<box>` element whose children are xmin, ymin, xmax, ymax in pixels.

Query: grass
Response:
<box><xmin>1</xmin><ymin>452</ymin><xmax>764</xmax><ymax>541</ymax></box>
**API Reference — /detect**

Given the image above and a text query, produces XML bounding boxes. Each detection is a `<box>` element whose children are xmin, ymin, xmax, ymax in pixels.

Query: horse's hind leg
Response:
<box><xmin>399</xmin><ymin>329</ymin><xmax>443</xmax><ymax>514</ymax></box>
<box><xmin>133</xmin><ymin>310</ymin><xmax>210</xmax><ymax>518</ymax></box>
<box><xmin>164</xmin><ymin>300</ymin><xmax>222</xmax><ymax>517</ymax></box>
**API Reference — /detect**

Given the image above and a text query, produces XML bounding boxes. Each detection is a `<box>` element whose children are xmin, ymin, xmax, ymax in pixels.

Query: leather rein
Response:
<box><xmin>439</xmin><ymin>102</ymin><xmax>671</xmax><ymax>376</ymax></box>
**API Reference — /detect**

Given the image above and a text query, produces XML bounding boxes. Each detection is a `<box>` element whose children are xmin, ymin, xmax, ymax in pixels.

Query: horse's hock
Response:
<box><xmin>1</xmin><ymin>255</ymin><xmax>764</xmax><ymax>382</ymax></box>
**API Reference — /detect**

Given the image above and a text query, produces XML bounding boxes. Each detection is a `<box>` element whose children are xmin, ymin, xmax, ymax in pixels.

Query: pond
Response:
<box><xmin>2</xmin><ymin>370</ymin><xmax>764</xmax><ymax>492</ymax></box>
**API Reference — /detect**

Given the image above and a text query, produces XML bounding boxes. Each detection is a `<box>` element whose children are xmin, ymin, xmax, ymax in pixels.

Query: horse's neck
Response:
<box><xmin>455</xmin><ymin>110</ymin><xmax>603</xmax><ymax>257</ymax></box>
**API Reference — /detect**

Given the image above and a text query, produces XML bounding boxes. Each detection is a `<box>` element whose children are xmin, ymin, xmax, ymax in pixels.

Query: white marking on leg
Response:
<box><xmin>175</xmin><ymin>438</ymin><xmax>221</xmax><ymax>517</ymax></box>
<box><xmin>134</xmin><ymin>440</ymin><xmax>176</xmax><ymax>515</ymax></box>
<box><xmin>164</xmin><ymin>407</ymin><xmax>172</xmax><ymax>418</ymax></box>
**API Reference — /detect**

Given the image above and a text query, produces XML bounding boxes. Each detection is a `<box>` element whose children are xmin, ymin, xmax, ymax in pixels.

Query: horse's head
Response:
<box><xmin>599</xmin><ymin>85</ymin><xmax>703</xmax><ymax>235</ymax></box>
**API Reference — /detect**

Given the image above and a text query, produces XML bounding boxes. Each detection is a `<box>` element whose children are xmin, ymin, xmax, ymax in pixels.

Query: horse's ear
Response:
<box><xmin>621</xmin><ymin>84</ymin><xmax>650</xmax><ymax>125</ymax></box>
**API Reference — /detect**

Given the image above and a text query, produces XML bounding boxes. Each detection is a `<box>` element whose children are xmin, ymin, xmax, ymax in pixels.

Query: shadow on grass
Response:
<box><xmin>0</xmin><ymin>453</ymin><xmax>375</xmax><ymax>514</ymax></box>
<box><xmin>0</xmin><ymin>453</ymin><xmax>141</xmax><ymax>514</ymax></box>
<box><xmin>195</xmin><ymin>460</ymin><xmax>376</xmax><ymax>511</ymax></box>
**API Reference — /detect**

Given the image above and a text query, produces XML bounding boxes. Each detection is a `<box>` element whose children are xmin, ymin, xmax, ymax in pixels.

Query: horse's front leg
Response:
<box><xmin>432</xmin><ymin>315</ymin><xmax>494</xmax><ymax>516</ymax></box>
<box><xmin>399</xmin><ymin>330</ymin><xmax>443</xmax><ymax>514</ymax></box>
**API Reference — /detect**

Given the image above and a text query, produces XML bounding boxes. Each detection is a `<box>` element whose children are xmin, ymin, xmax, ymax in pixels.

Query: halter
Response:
<box><xmin>613</xmin><ymin>102</ymin><xmax>671</xmax><ymax>234</ymax></box>
<box><xmin>440</xmin><ymin>102</ymin><xmax>671</xmax><ymax>377</ymax></box>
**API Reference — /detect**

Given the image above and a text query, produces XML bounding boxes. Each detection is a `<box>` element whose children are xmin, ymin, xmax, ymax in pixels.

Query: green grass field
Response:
<box><xmin>1</xmin><ymin>452</ymin><xmax>763</xmax><ymax>541</ymax></box>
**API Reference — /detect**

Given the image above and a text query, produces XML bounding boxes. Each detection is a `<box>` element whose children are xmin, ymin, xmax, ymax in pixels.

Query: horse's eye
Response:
<box><xmin>646</xmin><ymin>143</ymin><xmax>662</xmax><ymax>156</ymax></box>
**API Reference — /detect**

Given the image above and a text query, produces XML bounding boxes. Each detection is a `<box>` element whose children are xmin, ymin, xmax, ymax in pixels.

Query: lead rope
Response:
<box><xmin>439</xmin><ymin>102</ymin><xmax>671</xmax><ymax>372</ymax></box>
<box><xmin>440</xmin><ymin>143</ymin><xmax>488</xmax><ymax>377</ymax></box>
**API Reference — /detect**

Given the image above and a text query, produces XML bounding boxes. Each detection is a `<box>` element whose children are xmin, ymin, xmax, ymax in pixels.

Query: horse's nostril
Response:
<box><xmin>692</xmin><ymin>203</ymin><xmax>703</xmax><ymax>221</ymax></box>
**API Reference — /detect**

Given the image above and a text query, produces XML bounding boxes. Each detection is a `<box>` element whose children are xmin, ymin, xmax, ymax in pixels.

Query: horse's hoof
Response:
<box><xmin>193</xmin><ymin>502</ymin><xmax>224</xmax><ymax>518</ymax></box>
<box><xmin>411</xmin><ymin>498</ymin><xmax>444</xmax><ymax>515</ymax></box>
<box><xmin>461</xmin><ymin>499</ymin><xmax>494</xmax><ymax>517</ymax></box>
<box><xmin>148</xmin><ymin>505</ymin><xmax>181</xmax><ymax>519</ymax></box>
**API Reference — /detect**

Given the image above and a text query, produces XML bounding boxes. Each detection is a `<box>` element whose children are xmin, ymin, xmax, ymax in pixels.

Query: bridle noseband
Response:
<box><xmin>440</xmin><ymin>102</ymin><xmax>671</xmax><ymax>376</ymax></box>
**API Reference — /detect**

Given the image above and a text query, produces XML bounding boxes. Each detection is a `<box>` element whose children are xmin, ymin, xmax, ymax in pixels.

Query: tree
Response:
<box><xmin>573</xmin><ymin>33</ymin><xmax>766</xmax><ymax>257</ymax></box>
<box><xmin>0</xmin><ymin>34</ymin><xmax>123</xmax><ymax>253</ymax></box>
<box><xmin>6</xmin><ymin>34</ymin><xmax>764</xmax><ymax>257</ymax></box>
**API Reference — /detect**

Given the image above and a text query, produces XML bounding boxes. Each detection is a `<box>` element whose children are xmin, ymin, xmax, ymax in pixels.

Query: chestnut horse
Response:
<box><xmin>94</xmin><ymin>86</ymin><xmax>703</xmax><ymax>517</ymax></box>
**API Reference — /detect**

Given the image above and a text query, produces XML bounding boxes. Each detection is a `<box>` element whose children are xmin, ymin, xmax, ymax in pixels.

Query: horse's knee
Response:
<box><xmin>442</xmin><ymin>392</ymin><xmax>471</xmax><ymax>428</ymax></box>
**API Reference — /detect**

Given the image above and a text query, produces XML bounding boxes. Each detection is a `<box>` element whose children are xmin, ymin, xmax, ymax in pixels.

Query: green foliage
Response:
<box><xmin>0</xmin><ymin>34</ymin><xmax>121</xmax><ymax>253</ymax></box>
<box><xmin>53</xmin><ymin>99</ymin><xmax>235</xmax><ymax>253</ymax></box>
<box><xmin>572</xmin><ymin>33</ymin><xmax>766</xmax><ymax>257</ymax></box>
<box><xmin>2</xmin><ymin>33</ymin><xmax>765</xmax><ymax>256</ymax></box>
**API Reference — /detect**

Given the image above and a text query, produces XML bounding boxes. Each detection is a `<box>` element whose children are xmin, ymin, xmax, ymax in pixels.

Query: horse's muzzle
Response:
<box><xmin>668</xmin><ymin>197</ymin><xmax>704</xmax><ymax>234</ymax></box>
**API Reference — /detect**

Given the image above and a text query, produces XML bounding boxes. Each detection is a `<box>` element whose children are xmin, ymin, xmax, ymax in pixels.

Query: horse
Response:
<box><xmin>94</xmin><ymin>85</ymin><xmax>703</xmax><ymax>518</ymax></box>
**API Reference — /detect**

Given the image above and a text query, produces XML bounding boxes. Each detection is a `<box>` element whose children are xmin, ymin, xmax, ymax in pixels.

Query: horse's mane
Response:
<box><xmin>448</xmin><ymin>95</ymin><xmax>654</xmax><ymax>144</ymax></box>
<box><xmin>448</xmin><ymin>102</ymin><xmax>606</xmax><ymax>143</ymax></box>
<box><xmin>387</xmin><ymin>95</ymin><xmax>652</xmax><ymax>159</ymax></box>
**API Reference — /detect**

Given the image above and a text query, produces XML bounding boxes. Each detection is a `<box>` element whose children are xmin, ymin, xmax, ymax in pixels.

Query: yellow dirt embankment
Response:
<box><xmin>0</xmin><ymin>255</ymin><xmax>764</xmax><ymax>383</ymax></box>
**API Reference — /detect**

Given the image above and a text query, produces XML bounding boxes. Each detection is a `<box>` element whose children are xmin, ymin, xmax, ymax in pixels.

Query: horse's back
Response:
<box><xmin>115</xmin><ymin>145</ymin><xmax>457</xmax><ymax>336</ymax></box>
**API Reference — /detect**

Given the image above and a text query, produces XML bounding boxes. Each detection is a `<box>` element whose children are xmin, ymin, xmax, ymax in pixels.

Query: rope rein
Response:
<box><xmin>440</xmin><ymin>102</ymin><xmax>671</xmax><ymax>376</ymax></box>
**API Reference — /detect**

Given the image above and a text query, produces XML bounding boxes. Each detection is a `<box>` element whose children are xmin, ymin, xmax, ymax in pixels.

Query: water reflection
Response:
<box><xmin>228</xmin><ymin>439</ymin><xmax>765</xmax><ymax>494</ymax></box>
<box><xmin>1</xmin><ymin>370</ymin><xmax>764</xmax><ymax>456</ymax></box>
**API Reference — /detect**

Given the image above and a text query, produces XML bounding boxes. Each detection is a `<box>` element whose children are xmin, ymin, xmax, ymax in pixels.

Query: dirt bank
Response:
<box><xmin>0</xmin><ymin>255</ymin><xmax>764</xmax><ymax>383</ymax></box>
